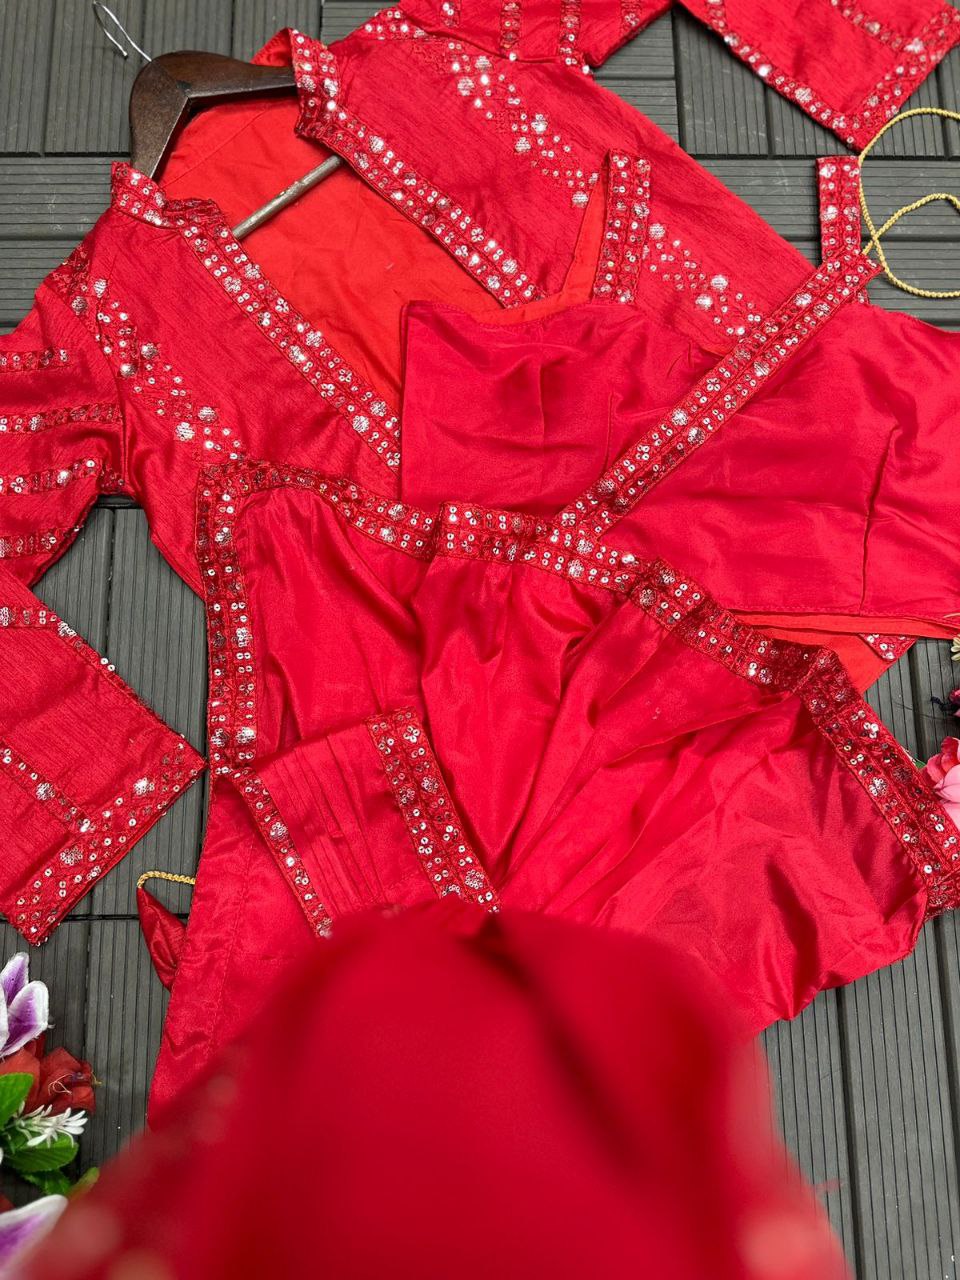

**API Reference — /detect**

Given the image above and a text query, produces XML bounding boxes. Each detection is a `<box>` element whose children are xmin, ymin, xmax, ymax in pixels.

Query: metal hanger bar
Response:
<box><xmin>232</xmin><ymin>156</ymin><xmax>344</xmax><ymax>239</ymax></box>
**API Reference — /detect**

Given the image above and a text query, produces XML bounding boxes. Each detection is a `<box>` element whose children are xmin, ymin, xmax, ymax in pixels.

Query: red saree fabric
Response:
<box><xmin>19</xmin><ymin>907</ymin><xmax>851</xmax><ymax>1280</ymax></box>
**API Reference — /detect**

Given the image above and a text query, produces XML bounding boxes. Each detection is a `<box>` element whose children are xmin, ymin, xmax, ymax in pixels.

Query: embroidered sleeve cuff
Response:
<box><xmin>234</xmin><ymin>708</ymin><xmax>498</xmax><ymax>933</ymax></box>
<box><xmin>0</xmin><ymin>600</ymin><xmax>205</xmax><ymax>943</ymax></box>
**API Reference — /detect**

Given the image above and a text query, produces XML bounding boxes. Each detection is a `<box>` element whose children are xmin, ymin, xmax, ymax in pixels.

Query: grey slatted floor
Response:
<box><xmin>1</xmin><ymin>3</ymin><xmax>959</xmax><ymax>1274</ymax></box>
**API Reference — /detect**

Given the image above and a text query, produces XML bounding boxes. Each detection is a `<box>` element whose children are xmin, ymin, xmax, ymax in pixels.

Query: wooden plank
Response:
<box><xmin>0</xmin><ymin>159</ymin><xmax>109</xmax><ymax>239</ymax></box>
<box><xmin>762</xmin><ymin>994</ymin><xmax>859</xmax><ymax>1260</ymax></box>
<box><xmin>91</xmin><ymin>510</ymin><xmax>206</xmax><ymax>917</ymax></box>
<box><xmin>936</xmin><ymin>59</ymin><xmax>960</xmax><ymax>159</ymax></box>
<box><xmin>0</xmin><ymin>240</ymin><xmax>73</xmax><ymax>328</ymax></box>
<box><xmin>909</xmin><ymin>637</ymin><xmax>956</xmax><ymax>762</ymax></box>
<box><xmin>593</xmin><ymin>80</ymin><xmax>679</xmax><ymax>141</ymax></box>
<box><xmin>839</xmin><ymin>931</ymin><xmax>960</xmax><ymax>1280</ymax></box>
<box><xmin>322</xmin><ymin>1</ymin><xmax>391</xmax><ymax>43</ymax></box>
<box><xmin>766</xmin><ymin>92</ymin><xmax>841</xmax><ymax>161</ymax></box>
<box><xmin>0</xmin><ymin>0</ymin><xmax>54</xmax><ymax>155</ymax></box>
<box><xmin>83</xmin><ymin>920</ymin><xmax>168</xmax><ymax>1169</ymax></box>
<box><xmin>871</xmin><ymin>77</ymin><xmax>946</xmax><ymax>159</ymax></box>
<box><xmin>233</xmin><ymin>0</ymin><xmax>323</xmax><ymax>57</ymax></box>
<box><xmin>864</xmin><ymin>242</ymin><xmax>960</xmax><ymax>319</ymax></box>
<box><xmin>673</xmin><ymin>10</ymin><xmax>766</xmax><ymax>156</ymax></box>
<box><xmin>44</xmin><ymin>1</ymin><xmax>232</xmax><ymax>156</ymax></box>
<box><xmin>866</xmin><ymin>660</ymin><xmax>921</xmax><ymax>763</ymax></box>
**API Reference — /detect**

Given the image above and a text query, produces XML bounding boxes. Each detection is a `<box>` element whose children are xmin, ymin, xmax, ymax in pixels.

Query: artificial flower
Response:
<box><xmin>32</xmin><ymin>1049</ymin><xmax>95</xmax><ymax>1116</ymax></box>
<box><xmin>0</xmin><ymin>1040</ymin><xmax>95</xmax><ymax>1117</ymax></box>
<box><xmin>0</xmin><ymin>956</ymin><xmax>48</xmax><ymax>1059</ymax></box>
<box><xmin>10</xmin><ymin>1106</ymin><xmax>87</xmax><ymax>1149</ymax></box>
<box><xmin>952</xmin><ymin>636</ymin><xmax>960</xmax><ymax>663</ymax></box>
<box><xmin>924</xmin><ymin>737</ymin><xmax>960</xmax><ymax>829</ymax></box>
<box><xmin>0</xmin><ymin>1195</ymin><xmax>66</xmax><ymax>1270</ymax></box>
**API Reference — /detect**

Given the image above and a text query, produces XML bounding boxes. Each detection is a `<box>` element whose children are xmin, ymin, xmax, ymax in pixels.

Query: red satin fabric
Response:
<box><xmin>20</xmin><ymin>906</ymin><xmax>851</xmax><ymax>1280</ymax></box>
<box><xmin>149</xmin><ymin>453</ymin><xmax>953</xmax><ymax>1116</ymax></box>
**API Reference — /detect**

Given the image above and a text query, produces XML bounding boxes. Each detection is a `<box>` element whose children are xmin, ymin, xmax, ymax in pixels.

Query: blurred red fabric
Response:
<box><xmin>18</xmin><ymin>906</ymin><xmax>851</xmax><ymax>1280</ymax></box>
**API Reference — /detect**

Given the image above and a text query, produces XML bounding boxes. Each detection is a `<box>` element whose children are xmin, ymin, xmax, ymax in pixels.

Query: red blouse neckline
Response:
<box><xmin>109</xmin><ymin>163</ymin><xmax>404</xmax><ymax>472</ymax></box>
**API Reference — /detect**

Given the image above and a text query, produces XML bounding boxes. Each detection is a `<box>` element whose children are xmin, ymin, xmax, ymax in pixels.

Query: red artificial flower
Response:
<box><xmin>34</xmin><ymin>1048</ymin><xmax>96</xmax><ymax>1116</ymax></box>
<box><xmin>0</xmin><ymin>1036</ymin><xmax>95</xmax><ymax>1115</ymax></box>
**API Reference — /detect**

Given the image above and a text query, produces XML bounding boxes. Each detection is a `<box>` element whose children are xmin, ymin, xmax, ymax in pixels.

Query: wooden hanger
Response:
<box><xmin>93</xmin><ymin>2</ymin><xmax>342</xmax><ymax>239</ymax></box>
<box><xmin>129</xmin><ymin>52</ymin><xmax>298</xmax><ymax>180</ymax></box>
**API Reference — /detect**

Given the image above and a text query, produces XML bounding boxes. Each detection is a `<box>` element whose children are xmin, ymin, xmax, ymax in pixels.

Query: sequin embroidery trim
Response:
<box><xmin>562</xmin><ymin>250</ymin><xmax>880</xmax><ymax>539</ymax></box>
<box><xmin>862</xmin><ymin>633</ymin><xmax>913</xmax><ymax>664</ymax></box>
<box><xmin>232</xmin><ymin>769</ymin><xmax>333</xmax><ymax>937</ymax></box>
<box><xmin>818</xmin><ymin>157</ymin><xmax>869</xmax><ymax>309</ymax></box>
<box><xmin>592</xmin><ymin>153</ymin><xmax>650</xmax><ymax>304</ymax></box>
<box><xmin>0</xmin><ymin>401</ymin><xmax>118</xmax><ymax>436</ymax></box>
<box><xmin>0</xmin><ymin>349</ymin><xmax>69</xmax><ymax>374</ymax></box>
<box><xmin>367</xmin><ymin>708</ymin><xmax>499</xmax><ymax>908</ymax></box>
<box><xmin>292</xmin><ymin>29</ymin><xmax>544</xmax><ymax>307</ymax></box>
<box><xmin>699</xmin><ymin>0</ymin><xmax>960</xmax><ymax>149</ymax></box>
<box><xmin>198</xmin><ymin>460</ymin><xmax>960</xmax><ymax>922</ymax></box>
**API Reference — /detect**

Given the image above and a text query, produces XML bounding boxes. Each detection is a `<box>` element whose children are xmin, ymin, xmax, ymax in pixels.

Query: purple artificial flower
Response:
<box><xmin>0</xmin><ymin>954</ymin><xmax>49</xmax><ymax>1058</ymax></box>
<box><xmin>0</xmin><ymin>1195</ymin><xmax>66</xmax><ymax>1272</ymax></box>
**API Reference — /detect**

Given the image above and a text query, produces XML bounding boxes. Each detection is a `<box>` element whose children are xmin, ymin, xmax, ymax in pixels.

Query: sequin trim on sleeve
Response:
<box><xmin>0</xmin><ymin>349</ymin><xmax>69</xmax><ymax>374</ymax></box>
<box><xmin>695</xmin><ymin>0</ymin><xmax>960</xmax><ymax>149</ymax></box>
<box><xmin>0</xmin><ymin>401</ymin><xmax>118</xmax><ymax>436</ymax></box>
<box><xmin>366</xmin><ymin>708</ymin><xmax>499</xmax><ymax>908</ymax></box>
<box><xmin>592</xmin><ymin>153</ymin><xmax>651</xmax><ymax>304</ymax></box>
<box><xmin>2</xmin><ymin>736</ymin><xmax>203</xmax><ymax>944</ymax></box>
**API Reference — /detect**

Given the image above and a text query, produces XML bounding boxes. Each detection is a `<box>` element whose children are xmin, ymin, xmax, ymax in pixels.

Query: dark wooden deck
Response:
<box><xmin>1</xmin><ymin>3</ymin><xmax>960</xmax><ymax>1274</ymax></box>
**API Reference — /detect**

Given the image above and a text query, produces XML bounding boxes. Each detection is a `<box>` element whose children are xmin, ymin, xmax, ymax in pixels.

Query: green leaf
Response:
<box><xmin>19</xmin><ymin>1168</ymin><xmax>74</xmax><ymax>1196</ymax></box>
<box><xmin>0</xmin><ymin>1074</ymin><xmax>35</xmax><ymax>1128</ymax></box>
<box><xmin>6</xmin><ymin>1134</ymin><xmax>78</xmax><ymax>1173</ymax></box>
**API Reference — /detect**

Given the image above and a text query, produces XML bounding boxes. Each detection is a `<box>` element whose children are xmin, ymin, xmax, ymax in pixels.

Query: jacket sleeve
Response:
<box><xmin>398</xmin><ymin>0</ymin><xmax>672</xmax><ymax>66</ymax></box>
<box><xmin>681</xmin><ymin>0</ymin><xmax>960</xmax><ymax>149</ymax></box>
<box><xmin>0</xmin><ymin>258</ymin><xmax>205</xmax><ymax>944</ymax></box>
<box><xmin>233</xmin><ymin>709</ymin><xmax>499</xmax><ymax>936</ymax></box>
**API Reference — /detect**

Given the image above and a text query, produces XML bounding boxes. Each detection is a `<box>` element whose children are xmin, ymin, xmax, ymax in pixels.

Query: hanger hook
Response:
<box><xmin>91</xmin><ymin>2</ymin><xmax>151</xmax><ymax>63</ymax></box>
